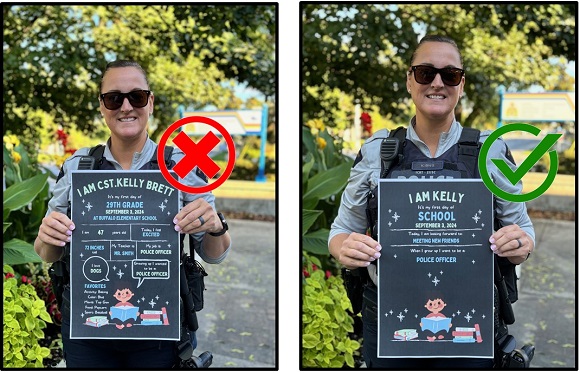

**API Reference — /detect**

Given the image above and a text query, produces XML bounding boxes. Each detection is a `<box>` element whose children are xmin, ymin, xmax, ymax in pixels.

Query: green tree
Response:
<box><xmin>3</xmin><ymin>6</ymin><xmax>105</xmax><ymax>141</ymax></box>
<box><xmin>169</xmin><ymin>5</ymin><xmax>276</xmax><ymax>98</ymax></box>
<box><xmin>302</xmin><ymin>3</ymin><xmax>576</xmax><ymax>128</ymax></box>
<box><xmin>4</xmin><ymin>5</ymin><xmax>276</xmax><ymax>143</ymax></box>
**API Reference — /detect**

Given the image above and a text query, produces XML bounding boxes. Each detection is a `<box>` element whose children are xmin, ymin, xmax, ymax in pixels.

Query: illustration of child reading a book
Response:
<box><xmin>109</xmin><ymin>287</ymin><xmax>140</xmax><ymax>329</ymax></box>
<box><xmin>420</xmin><ymin>296</ymin><xmax>452</xmax><ymax>342</ymax></box>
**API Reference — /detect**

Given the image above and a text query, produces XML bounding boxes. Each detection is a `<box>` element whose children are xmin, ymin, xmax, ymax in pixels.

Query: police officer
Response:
<box><xmin>329</xmin><ymin>35</ymin><xmax>535</xmax><ymax>369</ymax></box>
<box><xmin>34</xmin><ymin>60</ymin><xmax>231</xmax><ymax>368</ymax></box>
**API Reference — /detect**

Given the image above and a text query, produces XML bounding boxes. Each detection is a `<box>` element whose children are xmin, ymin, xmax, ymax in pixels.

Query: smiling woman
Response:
<box><xmin>405</xmin><ymin>36</ymin><xmax>465</xmax><ymax>156</ymax></box>
<box><xmin>328</xmin><ymin>35</ymin><xmax>536</xmax><ymax>369</ymax></box>
<box><xmin>34</xmin><ymin>60</ymin><xmax>232</xmax><ymax>369</ymax></box>
<box><xmin>98</xmin><ymin>62</ymin><xmax>154</xmax><ymax>157</ymax></box>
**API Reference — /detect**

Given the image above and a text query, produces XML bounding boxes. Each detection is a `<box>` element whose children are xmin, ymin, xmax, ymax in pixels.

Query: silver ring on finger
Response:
<box><xmin>198</xmin><ymin>216</ymin><xmax>205</xmax><ymax>225</ymax></box>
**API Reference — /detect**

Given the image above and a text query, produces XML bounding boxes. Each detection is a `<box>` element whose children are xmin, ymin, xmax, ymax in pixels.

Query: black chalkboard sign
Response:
<box><xmin>70</xmin><ymin>170</ymin><xmax>180</xmax><ymax>340</ymax></box>
<box><xmin>377</xmin><ymin>179</ymin><xmax>493</xmax><ymax>358</ymax></box>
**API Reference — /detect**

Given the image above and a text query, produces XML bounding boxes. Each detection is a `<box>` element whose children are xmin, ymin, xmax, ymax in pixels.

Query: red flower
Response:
<box><xmin>56</xmin><ymin>129</ymin><xmax>67</xmax><ymax>140</ymax></box>
<box><xmin>21</xmin><ymin>275</ymin><xmax>28</xmax><ymax>283</ymax></box>
<box><xmin>360</xmin><ymin>112</ymin><xmax>373</xmax><ymax>134</ymax></box>
<box><xmin>302</xmin><ymin>269</ymin><xmax>310</xmax><ymax>278</ymax></box>
<box><xmin>5</xmin><ymin>273</ymin><xmax>14</xmax><ymax>279</ymax></box>
<box><xmin>325</xmin><ymin>270</ymin><xmax>332</xmax><ymax>279</ymax></box>
<box><xmin>56</xmin><ymin>129</ymin><xmax>69</xmax><ymax>148</ymax></box>
<box><xmin>360</xmin><ymin>112</ymin><xmax>372</xmax><ymax>125</ymax></box>
<box><xmin>311</xmin><ymin>264</ymin><xmax>318</xmax><ymax>272</ymax></box>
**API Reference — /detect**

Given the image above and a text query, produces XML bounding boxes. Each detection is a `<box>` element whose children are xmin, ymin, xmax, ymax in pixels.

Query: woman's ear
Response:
<box><xmin>98</xmin><ymin>94</ymin><xmax>106</xmax><ymax>117</ymax></box>
<box><xmin>458</xmin><ymin>76</ymin><xmax>465</xmax><ymax>98</ymax></box>
<box><xmin>148</xmin><ymin>93</ymin><xmax>155</xmax><ymax>115</ymax></box>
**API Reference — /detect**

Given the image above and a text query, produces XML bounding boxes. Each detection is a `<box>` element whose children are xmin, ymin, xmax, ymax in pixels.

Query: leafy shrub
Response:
<box><xmin>301</xmin><ymin>120</ymin><xmax>362</xmax><ymax>367</ymax></box>
<box><xmin>3</xmin><ymin>137</ymin><xmax>62</xmax><ymax>366</ymax></box>
<box><xmin>3</xmin><ymin>265</ymin><xmax>52</xmax><ymax>368</ymax></box>
<box><xmin>302</xmin><ymin>121</ymin><xmax>351</xmax><ymax>267</ymax></box>
<box><xmin>558</xmin><ymin>141</ymin><xmax>575</xmax><ymax>175</ymax></box>
<box><xmin>302</xmin><ymin>253</ymin><xmax>361</xmax><ymax>368</ymax></box>
<box><xmin>3</xmin><ymin>138</ymin><xmax>50</xmax><ymax>266</ymax></box>
<box><xmin>27</xmin><ymin>262</ymin><xmax>62</xmax><ymax>326</ymax></box>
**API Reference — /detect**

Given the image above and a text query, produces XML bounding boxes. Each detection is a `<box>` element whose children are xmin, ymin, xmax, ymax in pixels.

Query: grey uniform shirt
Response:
<box><xmin>330</xmin><ymin>117</ymin><xmax>535</xmax><ymax>284</ymax></box>
<box><xmin>47</xmin><ymin>137</ymin><xmax>230</xmax><ymax>264</ymax></box>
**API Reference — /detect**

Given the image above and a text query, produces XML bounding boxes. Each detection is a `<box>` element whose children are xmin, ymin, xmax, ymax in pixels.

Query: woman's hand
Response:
<box><xmin>35</xmin><ymin>211</ymin><xmax>75</xmax><ymax>262</ymax></box>
<box><xmin>173</xmin><ymin>199</ymin><xmax>222</xmax><ymax>235</ymax></box>
<box><xmin>37</xmin><ymin>211</ymin><xmax>75</xmax><ymax>247</ymax></box>
<box><xmin>489</xmin><ymin>224</ymin><xmax>533</xmax><ymax>264</ymax></box>
<box><xmin>330</xmin><ymin>232</ymin><xmax>382</xmax><ymax>269</ymax></box>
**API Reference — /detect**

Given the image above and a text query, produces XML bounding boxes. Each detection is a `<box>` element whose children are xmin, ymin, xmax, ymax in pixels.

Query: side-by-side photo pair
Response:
<box><xmin>2</xmin><ymin>2</ymin><xmax>576</xmax><ymax>371</ymax></box>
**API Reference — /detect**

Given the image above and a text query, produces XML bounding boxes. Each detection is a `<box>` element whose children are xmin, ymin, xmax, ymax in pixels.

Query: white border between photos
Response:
<box><xmin>278</xmin><ymin>1</ymin><xmax>300</xmax><ymax>371</ymax></box>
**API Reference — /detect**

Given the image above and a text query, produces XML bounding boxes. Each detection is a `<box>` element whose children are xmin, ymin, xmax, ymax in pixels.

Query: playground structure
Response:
<box><xmin>179</xmin><ymin>105</ymin><xmax>270</xmax><ymax>182</ymax></box>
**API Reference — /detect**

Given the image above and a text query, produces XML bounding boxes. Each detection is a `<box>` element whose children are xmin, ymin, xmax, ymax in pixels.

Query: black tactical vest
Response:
<box><xmin>366</xmin><ymin>127</ymin><xmax>481</xmax><ymax>241</ymax></box>
<box><xmin>363</xmin><ymin>127</ymin><xmax>519</xmax><ymax>304</ymax></box>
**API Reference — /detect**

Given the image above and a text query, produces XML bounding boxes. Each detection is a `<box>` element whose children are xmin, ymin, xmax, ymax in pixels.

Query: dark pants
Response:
<box><xmin>361</xmin><ymin>286</ymin><xmax>494</xmax><ymax>369</ymax></box>
<box><xmin>62</xmin><ymin>336</ymin><xmax>177</xmax><ymax>368</ymax></box>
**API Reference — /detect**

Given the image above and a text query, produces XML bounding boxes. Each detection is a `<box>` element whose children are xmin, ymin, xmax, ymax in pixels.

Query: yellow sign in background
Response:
<box><xmin>502</xmin><ymin>92</ymin><xmax>575</xmax><ymax>122</ymax></box>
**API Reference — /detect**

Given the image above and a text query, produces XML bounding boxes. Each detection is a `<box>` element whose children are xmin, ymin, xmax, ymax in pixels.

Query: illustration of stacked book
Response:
<box><xmin>139</xmin><ymin>307</ymin><xmax>169</xmax><ymax>326</ymax></box>
<box><xmin>393</xmin><ymin>329</ymin><xmax>418</xmax><ymax>341</ymax></box>
<box><xmin>451</xmin><ymin>324</ymin><xmax>483</xmax><ymax>343</ymax></box>
<box><xmin>85</xmin><ymin>315</ymin><xmax>109</xmax><ymax>328</ymax></box>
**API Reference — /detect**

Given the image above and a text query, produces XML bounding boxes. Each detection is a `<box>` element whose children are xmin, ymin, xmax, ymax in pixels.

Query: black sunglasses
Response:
<box><xmin>410</xmin><ymin>65</ymin><xmax>465</xmax><ymax>86</ymax></box>
<box><xmin>99</xmin><ymin>90</ymin><xmax>151</xmax><ymax>110</ymax></box>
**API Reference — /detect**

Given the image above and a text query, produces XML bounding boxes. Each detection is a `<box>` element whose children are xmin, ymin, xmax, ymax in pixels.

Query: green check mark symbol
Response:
<box><xmin>492</xmin><ymin>133</ymin><xmax>562</xmax><ymax>185</ymax></box>
<box><xmin>479</xmin><ymin>123</ymin><xmax>562</xmax><ymax>202</ymax></box>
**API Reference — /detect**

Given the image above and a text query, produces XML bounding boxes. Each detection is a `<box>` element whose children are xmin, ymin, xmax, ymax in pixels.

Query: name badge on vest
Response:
<box><xmin>411</xmin><ymin>161</ymin><xmax>444</xmax><ymax>171</ymax></box>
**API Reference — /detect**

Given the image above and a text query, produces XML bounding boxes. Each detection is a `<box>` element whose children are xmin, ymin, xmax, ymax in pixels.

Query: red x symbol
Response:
<box><xmin>172</xmin><ymin>131</ymin><xmax>221</xmax><ymax>179</ymax></box>
<box><xmin>158</xmin><ymin>116</ymin><xmax>235</xmax><ymax>194</ymax></box>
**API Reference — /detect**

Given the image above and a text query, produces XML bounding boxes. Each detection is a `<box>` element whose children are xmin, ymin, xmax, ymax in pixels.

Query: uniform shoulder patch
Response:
<box><xmin>196</xmin><ymin>167</ymin><xmax>208</xmax><ymax>183</ymax></box>
<box><xmin>352</xmin><ymin>150</ymin><xmax>363</xmax><ymax>168</ymax></box>
<box><xmin>504</xmin><ymin>144</ymin><xmax>516</xmax><ymax>166</ymax></box>
<box><xmin>55</xmin><ymin>166</ymin><xmax>66</xmax><ymax>183</ymax></box>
